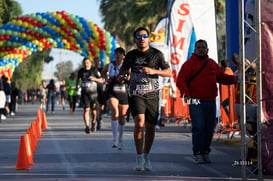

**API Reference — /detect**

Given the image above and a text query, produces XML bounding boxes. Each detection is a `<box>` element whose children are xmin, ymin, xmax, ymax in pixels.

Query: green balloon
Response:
<box><xmin>41</xmin><ymin>18</ymin><xmax>47</xmax><ymax>24</ymax></box>
<box><xmin>0</xmin><ymin>29</ymin><xmax>5</xmax><ymax>35</ymax></box>
<box><xmin>36</xmin><ymin>15</ymin><xmax>42</xmax><ymax>21</ymax></box>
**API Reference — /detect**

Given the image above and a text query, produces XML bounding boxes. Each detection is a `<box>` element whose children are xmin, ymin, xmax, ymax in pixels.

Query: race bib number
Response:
<box><xmin>82</xmin><ymin>82</ymin><xmax>95</xmax><ymax>88</ymax></box>
<box><xmin>135</xmin><ymin>83</ymin><xmax>154</xmax><ymax>94</ymax></box>
<box><xmin>113</xmin><ymin>85</ymin><xmax>126</xmax><ymax>93</ymax></box>
<box><xmin>82</xmin><ymin>81</ymin><xmax>97</xmax><ymax>93</ymax></box>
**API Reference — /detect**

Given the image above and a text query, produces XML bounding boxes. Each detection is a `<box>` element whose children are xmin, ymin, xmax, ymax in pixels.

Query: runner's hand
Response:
<box><xmin>143</xmin><ymin>67</ymin><xmax>155</xmax><ymax>75</ymax></box>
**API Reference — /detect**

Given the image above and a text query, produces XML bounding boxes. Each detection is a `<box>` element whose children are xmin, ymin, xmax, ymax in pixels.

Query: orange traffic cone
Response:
<box><xmin>27</xmin><ymin>129</ymin><xmax>36</xmax><ymax>153</ymax></box>
<box><xmin>15</xmin><ymin>136</ymin><xmax>31</xmax><ymax>170</ymax></box>
<box><xmin>36</xmin><ymin>119</ymin><xmax>42</xmax><ymax>139</ymax></box>
<box><xmin>37</xmin><ymin>108</ymin><xmax>42</xmax><ymax>127</ymax></box>
<box><xmin>24</xmin><ymin>133</ymin><xmax>33</xmax><ymax>165</ymax></box>
<box><xmin>41</xmin><ymin>112</ymin><xmax>48</xmax><ymax>130</ymax></box>
<box><xmin>30</xmin><ymin>124</ymin><xmax>37</xmax><ymax>151</ymax></box>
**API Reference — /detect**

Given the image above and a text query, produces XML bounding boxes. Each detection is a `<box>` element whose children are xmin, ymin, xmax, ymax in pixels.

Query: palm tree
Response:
<box><xmin>99</xmin><ymin>0</ymin><xmax>168</xmax><ymax>50</ymax></box>
<box><xmin>0</xmin><ymin>0</ymin><xmax>22</xmax><ymax>24</ymax></box>
<box><xmin>99</xmin><ymin>0</ymin><xmax>226</xmax><ymax>57</ymax></box>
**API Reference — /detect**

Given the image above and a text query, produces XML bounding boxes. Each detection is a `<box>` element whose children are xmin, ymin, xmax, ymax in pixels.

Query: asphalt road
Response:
<box><xmin>0</xmin><ymin>102</ymin><xmax>272</xmax><ymax>181</ymax></box>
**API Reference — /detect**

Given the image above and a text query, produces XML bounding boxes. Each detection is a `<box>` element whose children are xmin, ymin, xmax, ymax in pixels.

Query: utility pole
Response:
<box><xmin>59</xmin><ymin>49</ymin><xmax>63</xmax><ymax>81</ymax></box>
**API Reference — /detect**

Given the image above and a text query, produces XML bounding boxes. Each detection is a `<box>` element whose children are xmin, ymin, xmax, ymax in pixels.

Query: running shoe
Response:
<box><xmin>144</xmin><ymin>154</ymin><xmax>152</xmax><ymax>171</ymax></box>
<box><xmin>91</xmin><ymin>122</ymin><xmax>96</xmax><ymax>132</ymax></box>
<box><xmin>96</xmin><ymin>119</ymin><xmax>101</xmax><ymax>130</ymax></box>
<box><xmin>118</xmin><ymin>140</ymin><xmax>123</xmax><ymax>150</ymax></box>
<box><xmin>85</xmin><ymin>126</ymin><xmax>90</xmax><ymax>134</ymax></box>
<box><xmin>134</xmin><ymin>155</ymin><xmax>144</xmax><ymax>171</ymax></box>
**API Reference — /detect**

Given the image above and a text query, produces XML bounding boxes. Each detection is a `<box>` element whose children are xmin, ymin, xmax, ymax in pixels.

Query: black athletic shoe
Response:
<box><xmin>91</xmin><ymin>123</ymin><xmax>96</xmax><ymax>132</ymax></box>
<box><xmin>85</xmin><ymin>126</ymin><xmax>90</xmax><ymax>134</ymax></box>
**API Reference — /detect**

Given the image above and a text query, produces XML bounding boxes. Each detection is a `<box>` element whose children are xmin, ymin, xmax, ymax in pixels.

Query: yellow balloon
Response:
<box><xmin>93</xmin><ymin>31</ymin><xmax>99</xmax><ymax>39</ymax></box>
<box><xmin>60</xmin><ymin>19</ymin><xmax>66</xmax><ymax>25</ymax></box>
<box><xmin>17</xmin><ymin>20</ymin><xmax>22</xmax><ymax>26</ymax></box>
<box><xmin>23</xmin><ymin>22</ymin><xmax>28</xmax><ymax>28</ymax></box>
<box><xmin>51</xmin><ymin>12</ymin><xmax>56</xmax><ymax>16</ymax></box>
<box><xmin>62</xmin><ymin>39</ymin><xmax>68</xmax><ymax>44</ymax></box>
<box><xmin>56</xmin><ymin>14</ymin><xmax>62</xmax><ymax>20</ymax></box>
<box><xmin>32</xmin><ymin>40</ymin><xmax>38</xmax><ymax>45</ymax></box>
<box><xmin>65</xmin><ymin>44</ymin><xmax>70</xmax><ymax>49</ymax></box>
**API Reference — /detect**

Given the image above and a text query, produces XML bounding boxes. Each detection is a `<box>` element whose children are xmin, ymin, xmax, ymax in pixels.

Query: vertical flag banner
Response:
<box><xmin>245</xmin><ymin>0</ymin><xmax>273</xmax><ymax>122</ymax></box>
<box><xmin>149</xmin><ymin>17</ymin><xmax>169</xmax><ymax>60</ymax></box>
<box><xmin>261</xmin><ymin>0</ymin><xmax>273</xmax><ymax>122</ymax></box>
<box><xmin>261</xmin><ymin>0</ymin><xmax>273</xmax><ymax>174</ymax></box>
<box><xmin>245</xmin><ymin>0</ymin><xmax>256</xmax><ymax>62</ymax></box>
<box><xmin>167</xmin><ymin>0</ymin><xmax>218</xmax><ymax>89</ymax></box>
<box><xmin>226</xmin><ymin>0</ymin><xmax>239</xmax><ymax>70</ymax></box>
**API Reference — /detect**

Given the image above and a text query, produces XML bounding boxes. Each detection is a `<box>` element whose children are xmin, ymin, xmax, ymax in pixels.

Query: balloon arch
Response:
<box><xmin>0</xmin><ymin>11</ymin><xmax>118</xmax><ymax>80</ymax></box>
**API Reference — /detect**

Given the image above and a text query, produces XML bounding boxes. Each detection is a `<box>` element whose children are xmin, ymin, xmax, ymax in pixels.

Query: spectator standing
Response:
<box><xmin>155</xmin><ymin>76</ymin><xmax>169</xmax><ymax>130</ymax></box>
<box><xmin>118</xmin><ymin>27</ymin><xmax>172</xmax><ymax>171</ymax></box>
<box><xmin>0</xmin><ymin>75</ymin><xmax>5</xmax><ymax>121</ymax></box>
<box><xmin>60</xmin><ymin>80</ymin><xmax>67</xmax><ymax>110</ymax></box>
<box><xmin>39</xmin><ymin>80</ymin><xmax>47</xmax><ymax>111</ymax></box>
<box><xmin>176</xmin><ymin>39</ymin><xmax>237</xmax><ymax>164</ymax></box>
<box><xmin>219</xmin><ymin>59</ymin><xmax>238</xmax><ymax>129</ymax></box>
<box><xmin>9</xmin><ymin>82</ymin><xmax>19</xmax><ymax>116</ymax></box>
<box><xmin>46</xmin><ymin>79</ymin><xmax>57</xmax><ymax>114</ymax></box>
<box><xmin>2</xmin><ymin>76</ymin><xmax>11</xmax><ymax>118</ymax></box>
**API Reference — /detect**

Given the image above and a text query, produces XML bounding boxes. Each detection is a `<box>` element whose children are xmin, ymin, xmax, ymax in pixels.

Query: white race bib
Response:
<box><xmin>113</xmin><ymin>85</ymin><xmax>126</xmax><ymax>93</ymax></box>
<box><xmin>135</xmin><ymin>83</ymin><xmax>154</xmax><ymax>94</ymax></box>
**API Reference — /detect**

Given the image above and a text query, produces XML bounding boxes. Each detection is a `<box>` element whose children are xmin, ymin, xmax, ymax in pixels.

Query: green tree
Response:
<box><xmin>0</xmin><ymin>1</ymin><xmax>55</xmax><ymax>89</ymax></box>
<box><xmin>0</xmin><ymin>0</ymin><xmax>22</xmax><ymax>24</ymax></box>
<box><xmin>99</xmin><ymin>0</ymin><xmax>168</xmax><ymax>50</ymax></box>
<box><xmin>215</xmin><ymin>0</ymin><xmax>226</xmax><ymax>60</ymax></box>
<box><xmin>12</xmin><ymin>49</ymin><xmax>53</xmax><ymax>90</ymax></box>
<box><xmin>99</xmin><ymin>0</ymin><xmax>226</xmax><ymax>56</ymax></box>
<box><xmin>54</xmin><ymin>60</ymin><xmax>74</xmax><ymax>81</ymax></box>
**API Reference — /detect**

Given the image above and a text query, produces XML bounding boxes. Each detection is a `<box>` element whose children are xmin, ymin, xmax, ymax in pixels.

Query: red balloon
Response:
<box><xmin>26</xmin><ymin>17</ymin><xmax>32</xmax><ymax>22</ymax></box>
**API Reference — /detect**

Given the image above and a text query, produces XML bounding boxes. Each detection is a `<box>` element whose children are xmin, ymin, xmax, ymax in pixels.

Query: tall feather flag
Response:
<box><xmin>167</xmin><ymin>0</ymin><xmax>218</xmax><ymax>90</ymax></box>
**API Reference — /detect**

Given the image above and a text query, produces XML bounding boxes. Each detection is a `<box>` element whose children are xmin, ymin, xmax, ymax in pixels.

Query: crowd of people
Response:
<box><xmin>0</xmin><ymin>75</ymin><xmax>19</xmax><ymax>121</ymax></box>
<box><xmin>1</xmin><ymin>27</ymin><xmax>245</xmax><ymax>172</ymax></box>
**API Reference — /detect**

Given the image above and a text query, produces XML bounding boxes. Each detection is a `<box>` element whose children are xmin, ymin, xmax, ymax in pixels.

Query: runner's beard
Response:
<box><xmin>137</xmin><ymin>41</ymin><xmax>147</xmax><ymax>50</ymax></box>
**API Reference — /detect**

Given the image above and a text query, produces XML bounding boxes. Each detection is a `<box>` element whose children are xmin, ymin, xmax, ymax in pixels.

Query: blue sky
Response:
<box><xmin>16</xmin><ymin>0</ymin><xmax>104</xmax><ymax>75</ymax></box>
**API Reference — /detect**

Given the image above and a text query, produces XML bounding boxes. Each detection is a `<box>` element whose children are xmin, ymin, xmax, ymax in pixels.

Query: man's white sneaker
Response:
<box><xmin>1</xmin><ymin>114</ymin><xmax>6</xmax><ymax>120</ymax></box>
<box><xmin>144</xmin><ymin>154</ymin><xmax>152</xmax><ymax>171</ymax></box>
<box><xmin>134</xmin><ymin>154</ymin><xmax>144</xmax><ymax>171</ymax></box>
<box><xmin>155</xmin><ymin>125</ymin><xmax>160</xmax><ymax>130</ymax></box>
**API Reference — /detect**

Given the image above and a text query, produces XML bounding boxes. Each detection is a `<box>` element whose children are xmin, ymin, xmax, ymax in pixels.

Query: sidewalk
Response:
<box><xmin>0</xmin><ymin>103</ymin><xmax>272</xmax><ymax>181</ymax></box>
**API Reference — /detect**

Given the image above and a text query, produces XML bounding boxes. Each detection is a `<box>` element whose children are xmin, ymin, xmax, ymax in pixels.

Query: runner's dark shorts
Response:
<box><xmin>97</xmin><ymin>90</ymin><xmax>106</xmax><ymax>105</ymax></box>
<box><xmin>81</xmin><ymin>91</ymin><xmax>97</xmax><ymax>110</ymax></box>
<box><xmin>97</xmin><ymin>83</ymin><xmax>106</xmax><ymax>105</ymax></box>
<box><xmin>106</xmin><ymin>91</ymin><xmax>128</xmax><ymax>105</ymax></box>
<box><xmin>61</xmin><ymin>91</ymin><xmax>67</xmax><ymax>99</ymax></box>
<box><xmin>129</xmin><ymin>95</ymin><xmax>159</xmax><ymax>125</ymax></box>
<box><xmin>105</xmin><ymin>85</ymin><xmax>128</xmax><ymax>105</ymax></box>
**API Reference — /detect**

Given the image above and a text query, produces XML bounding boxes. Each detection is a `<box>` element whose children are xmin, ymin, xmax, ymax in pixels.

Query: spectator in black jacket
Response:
<box><xmin>0</xmin><ymin>75</ymin><xmax>5</xmax><ymax>121</ymax></box>
<box><xmin>10</xmin><ymin>82</ymin><xmax>19</xmax><ymax>116</ymax></box>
